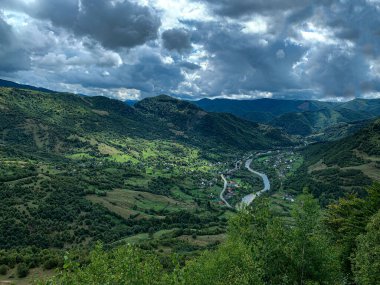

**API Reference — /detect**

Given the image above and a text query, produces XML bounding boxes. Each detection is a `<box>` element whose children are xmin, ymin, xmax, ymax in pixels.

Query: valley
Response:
<box><xmin>1</xmin><ymin>0</ymin><xmax>380</xmax><ymax>283</ymax></box>
<box><xmin>0</xmin><ymin>83</ymin><xmax>379</xmax><ymax>285</ymax></box>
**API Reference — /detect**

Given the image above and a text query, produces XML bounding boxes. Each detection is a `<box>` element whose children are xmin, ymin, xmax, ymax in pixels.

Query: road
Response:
<box><xmin>241</xmin><ymin>158</ymin><xmax>270</xmax><ymax>206</ymax></box>
<box><xmin>220</xmin><ymin>174</ymin><xmax>233</xmax><ymax>208</ymax></box>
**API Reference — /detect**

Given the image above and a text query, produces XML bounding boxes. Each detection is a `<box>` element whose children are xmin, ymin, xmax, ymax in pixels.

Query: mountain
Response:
<box><xmin>271</xmin><ymin>108</ymin><xmax>371</xmax><ymax>136</ymax></box>
<box><xmin>0</xmin><ymin>87</ymin><xmax>295</xmax><ymax>253</ymax></box>
<box><xmin>134</xmin><ymin>95</ymin><xmax>295</xmax><ymax>150</ymax></box>
<box><xmin>194</xmin><ymin>97</ymin><xmax>380</xmax><ymax>138</ymax></box>
<box><xmin>0</xmin><ymin>84</ymin><xmax>378</xmax><ymax>284</ymax></box>
<box><xmin>0</xmin><ymin>78</ymin><xmax>54</xmax><ymax>93</ymax></box>
<box><xmin>337</xmin><ymin>98</ymin><xmax>380</xmax><ymax>116</ymax></box>
<box><xmin>0</xmin><ymin>89</ymin><xmax>294</xmax><ymax>157</ymax></box>
<box><xmin>306</xmin><ymin>119</ymin><xmax>372</xmax><ymax>142</ymax></box>
<box><xmin>285</xmin><ymin>118</ymin><xmax>380</xmax><ymax>205</ymax></box>
<box><xmin>194</xmin><ymin>98</ymin><xmax>337</xmax><ymax>123</ymax></box>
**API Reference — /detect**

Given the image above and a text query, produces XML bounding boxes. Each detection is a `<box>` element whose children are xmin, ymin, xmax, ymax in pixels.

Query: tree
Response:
<box><xmin>40</xmin><ymin>244</ymin><xmax>168</xmax><ymax>285</ymax></box>
<box><xmin>288</xmin><ymin>193</ymin><xmax>341</xmax><ymax>285</ymax></box>
<box><xmin>353</xmin><ymin>210</ymin><xmax>380</xmax><ymax>285</ymax></box>
<box><xmin>325</xmin><ymin>183</ymin><xmax>380</xmax><ymax>279</ymax></box>
<box><xmin>182</xmin><ymin>240</ymin><xmax>263</xmax><ymax>285</ymax></box>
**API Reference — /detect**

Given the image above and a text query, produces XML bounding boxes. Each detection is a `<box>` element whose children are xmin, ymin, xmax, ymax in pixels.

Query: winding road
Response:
<box><xmin>220</xmin><ymin>174</ymin><xmax>233</xmax><ymax>208</ymax></box>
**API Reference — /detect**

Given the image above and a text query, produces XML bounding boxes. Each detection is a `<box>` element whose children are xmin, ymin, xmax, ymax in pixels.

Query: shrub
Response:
<box><xmin>16</xmin><ymin>263</ymin><xmax>29</xmax><ymax>278</ymax></box>
<box><xmin>0</xmin><ymin>264</ymin><xmax>8</xmax><ymax>275</ymax></box>
<box><xmin>43</xmin><ymin>258</ymin><xmax>60</xmax><ymax>270</ymax></box>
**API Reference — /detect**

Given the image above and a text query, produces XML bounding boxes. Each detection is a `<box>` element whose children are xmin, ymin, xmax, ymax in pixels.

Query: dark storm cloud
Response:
<box><xmin>47</xmin><ymin>51</ymin><xmax>184</xmax><ymax>96</ymax></box>
<box><xmin>181</xmin><ymin>0</ymin><xmax>380</xmax><ymax>99</ymax></box>
<box><xmin>300</xmin><ymin>46</ymin><xmax>370</xmax><ymax>98</ymax></box>
<box><xmin>28</xmin><ymin>0</ymin><xmax>161</xmax><ymax>49</ymax></box>
<box><xmin>1</xmin><ymin>0</ymin><xmax>380</xmax><ymax>100</ymax></box>
<box><xmin>162</xmin><ymin>28</ymin><xmax>192</xmax><ymax>53</ymax></box>
<box><xmin>299</xmin><ymin>0</ymin><xmax>380</xmax><ymax>98</ymax></box>
<box><xmin>0</xmin><ymin>15</ymin><xmax>30</xmax><ymax>72</ymax></box>
<box><xmin>110</xmin><ymin>54</ymin><xmax>185</xmax><ymax>94</ymax></box>
<box><xmin>324</xmin><ymin>0</ymin><xmax>380</xmax><ymax>57</ymax></box>
<box><xmin>179</xmin><ymin>61</ymin><xmax>201</xmax><ymax>70</ymax></box>
<box><xmin>183</xmin><ymin>20</ymin><xmax>306</xmax><ymax>97</ymax></box>
<box><xmin>199</xmin><ymin>0</ymin><xmax>331</xmax><ymax>18</ymax></box>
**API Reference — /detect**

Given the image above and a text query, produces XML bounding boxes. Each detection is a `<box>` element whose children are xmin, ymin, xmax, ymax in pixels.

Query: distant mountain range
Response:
<box><xmin>2</xmin><ymin>78</ymin><xmax>380</xmax><ymax>138</ymax></box>
<box><xmin>0</xmin><ymin>88</ymin><xmax>294</xmax><ymax>157</ymax></box>
<box><xmin>194</xmin><ymin>98</ymin><xmax>380</xmax><ymax>136</ymax></box>
<box><xmin>194</xmin><ymin>98</ymin><xmax>336</xmax><ymax>122</ymax></box>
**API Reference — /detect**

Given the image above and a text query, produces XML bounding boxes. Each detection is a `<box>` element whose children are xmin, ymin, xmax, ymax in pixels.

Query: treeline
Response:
<box><xmin>37</xmin><ymin>184</ymin><xmax>380</xmax><ymax>285</ymax></box>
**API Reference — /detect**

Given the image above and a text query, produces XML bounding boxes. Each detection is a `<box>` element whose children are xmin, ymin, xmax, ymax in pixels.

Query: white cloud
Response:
<box><xmin>362</xmin><ymin>91</ymin><xmax>380</xmax><ymax>99</ymax></box>
<box><xmin>216</xmin><ymin>91</ymin><xmax>273</xmax><ymax>100</ymax></box>
<box><xmin>299</xmin><ymin>23</ymin><xmax>337</xmax><ymax>45</ymax></box>
<box><xmin>369</xmin><ymin>58</ymin><xmax>380</xmax><ymax>78</ymax></box>
<box><xmin>137</xmin><ymin>0</ymin><xmax>212</xmax><ymax>30</ymax></box>
<box><xmin>115</xmin><ymin>88</ymin><xmax>142</xmax><ymax>100</ymax></box>
<box><xmin>241</xmin><ymin>17</ymin><xmax>268</xmax><ymax>34</ymax></box>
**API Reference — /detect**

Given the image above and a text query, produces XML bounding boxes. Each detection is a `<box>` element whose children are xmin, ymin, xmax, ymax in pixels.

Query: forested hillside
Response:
<box><xmin>135</xmin><ymin>95</ymin><xmax>294</xmax><ymax>150</ymax></box>
<box><xmin>0</xmin><ymin>89</ymin><xmax>294</xmax><ymax>154</ymax></box>
<box><xmin>195</xmin><ymin>97</ymin><xmax>380</xmax><ymax>138</ymax></box>
<box><xmin>195</xmin><ymin>98</ymin><xmax>336</xmax><ymax>123</ymax></box>
<box><xmin>0</xmin><ymin>87</ymin><xmax>294</xmax><ymax>283</ymax></box>
<box><xmin>38</xmin><ymin>186</ymin><xmax>380</xmax><ymax>285</ymax></box>
<box><xmin>0</xmin><ymin>86</ymin><xmax>379</xmax><ymax>284</ymax></box>
<box><xmin>285</xmin><ymin>118</ymin><xmax>380</xmax><ymax>205</ymax></box>
<box><xmin>271</xmin><ymin>108</ymin><xmax>371</xmax><ymax>136</ymax></box>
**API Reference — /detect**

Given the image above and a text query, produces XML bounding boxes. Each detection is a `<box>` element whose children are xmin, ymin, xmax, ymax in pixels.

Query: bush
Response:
<box><xmin>0</xmin><ymin>264</ymin><xmax>8</xmax><ymax>275</ymax></box>
<box><xmin>43</xmin><ymin>258</ymin><xmax>60</xmax><ymax>270</ymax></box>
<box><xmin>16</xmin><ymin>263</ymin><xmax>29</xmax><ymax>278</ymax></box>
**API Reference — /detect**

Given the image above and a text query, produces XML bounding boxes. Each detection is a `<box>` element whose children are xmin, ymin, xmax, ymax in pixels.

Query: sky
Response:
<box><xmin>0</xmin><ymin>0</ymin><xmax>380</xmax><ymax>101</ymax></box>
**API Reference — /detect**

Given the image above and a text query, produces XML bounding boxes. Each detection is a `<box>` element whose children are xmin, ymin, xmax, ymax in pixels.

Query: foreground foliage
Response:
<box><xmin>38</xmin><ymin>185</ymin><xmax>380</xmax><ymax>285</ymax></box>
<box><xmin>38</xmin><ymin>193</ymin><xmax>346</xmax><ymax>285</ymax></box>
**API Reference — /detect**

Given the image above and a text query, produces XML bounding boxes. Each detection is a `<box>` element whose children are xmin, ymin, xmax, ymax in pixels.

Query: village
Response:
<box><xmin>213</xmin><ymin>150</ymin><xmax>302</xmax><ymax>207</ymax></box>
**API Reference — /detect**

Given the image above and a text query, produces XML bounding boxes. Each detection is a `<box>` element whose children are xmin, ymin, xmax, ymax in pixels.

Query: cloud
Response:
<box><xmin>25</xmin><ymin>0</ymin><xmax>161</xmax><ymax>49</ymax></box>
<box><xmin>1</xmin><ymin>0</ymin><xmax>380</xmax><ymax>100</ymax></box>
<box><xmin>0</xmin><ymin>14</ymin><xmax>30</xmax><ymax>72</ymax></box>
<box><xmin>198</xmin><ymin>0</ymin><xmax>316</xmax><ymax>18</ymax></box>
<box><xmin>179</xmin><ymin>61</ymin><xmax>201</xmax><ymax>70</ymax></box>
<box><xmin>172</xmin><ymin>20</ymin><xmax>307</xmax><ymax>97</ymax></box>
<box><xmin>162</xmin><ymin>28</ymin><xmax>192</xmax><ymax>53</ymax></box>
